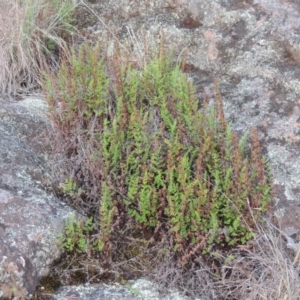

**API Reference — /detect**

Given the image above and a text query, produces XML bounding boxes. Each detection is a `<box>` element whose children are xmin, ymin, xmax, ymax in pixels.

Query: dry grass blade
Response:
<box><xmin>214</xmin><ymin>220</ymin><xmax>300</xmax><ymax>300</ymax></box>
<box><xmin>150</xmin><ymin>219</ymin><xmax>300</xmax><ymax>300</ymax></box>
<box><xmin>0</xmin><ymin>0</ymin><xmax>78</xmax><ymax>96</ymax></box>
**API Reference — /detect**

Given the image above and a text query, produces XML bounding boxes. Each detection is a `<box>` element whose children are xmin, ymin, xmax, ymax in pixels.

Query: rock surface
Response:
<box><xmin>53</xmin><ymin>283</ymin><xmax>141</xmax><ymax>300</ymax></box>
<box><xmin>0</xmin><ymin>97</ymin><xmax>74</xmax><ymax>299</ymax></box>
<box><xmin>53</xmin><ymin>279</ymin><xmax>194</xmax><ymax>300</ymax></box>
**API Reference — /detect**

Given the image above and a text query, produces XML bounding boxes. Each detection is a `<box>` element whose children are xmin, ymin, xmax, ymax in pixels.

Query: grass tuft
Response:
<box><xmin>0</xmin><ymin>0</ymin><xmax>77</xmax><ymax>96</ymax></box>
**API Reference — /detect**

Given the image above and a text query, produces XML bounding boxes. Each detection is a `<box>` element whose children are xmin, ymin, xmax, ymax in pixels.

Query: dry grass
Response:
<box><xmin>151</xmin><ymin>219</ymin><xmax>300</xmax><ymax>300</ymax></box>
<box><xmin>218</xmin><ymin>221</ymin><xmax>300</xmax><ymax>300</ymax></box>
<box><xmin>0</xmin><ymin>0</ymin><xmax>78</xmax><ymax>96</ymax></box>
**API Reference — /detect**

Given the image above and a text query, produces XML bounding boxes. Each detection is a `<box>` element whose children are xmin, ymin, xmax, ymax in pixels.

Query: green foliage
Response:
<box><xmin>44</xmin><ymin>43</ymin><xmax>273</xmax><ymax>264</ymax></box>
<box><xmin>58</xmin><ymin>213</ymin><xmax>94</xmax><ymax>253</ymax></box>
<box><xmin>61</xmin><ymin>176</ymin><xmax>82</xmax><ymax>199</ymax></box>
<box><xmin>96</xmin><ymin>182</ymin><xmax>115</xmax><ymax>251</ymax></box>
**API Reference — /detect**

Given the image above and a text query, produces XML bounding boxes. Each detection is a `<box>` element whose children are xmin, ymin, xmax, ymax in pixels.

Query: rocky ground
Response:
<box><xmin>2</xmin><ymin>0</ymin><xmax>300</xmax><ymax>299</ymax></box>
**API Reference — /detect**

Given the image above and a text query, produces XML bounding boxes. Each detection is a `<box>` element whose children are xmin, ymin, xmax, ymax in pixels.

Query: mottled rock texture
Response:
<box><xmin>53</xmin><ymin>279</ymin><xmax>191</xmax><ymax>300</ymax></box>
<box><xmin>53</xmin><ymin>283</ymin><xmax>141</xmax><ymax>300</ymax></box>
<box><xmin>0</xmin><ymin>97</ymin><xmax>73</xmax><ymax>299</ymax></box>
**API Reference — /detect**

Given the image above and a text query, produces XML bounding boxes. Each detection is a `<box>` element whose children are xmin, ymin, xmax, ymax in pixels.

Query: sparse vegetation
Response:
<box><xmin>152</xmin><ymin>220</ymin><xmax>300</xmax><ymax>299</ymax></box>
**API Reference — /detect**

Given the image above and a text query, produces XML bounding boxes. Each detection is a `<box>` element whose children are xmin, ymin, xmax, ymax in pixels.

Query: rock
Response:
<box><xmin>53</xmin><ymin>283</ymin><xmax>141</xmax><ymax>300</ymax></box>
<box><xmin>0</xmin><ymin>97</ymin><xmax>74</xmax><ymax>299</ymax></box>
<box><xmin>53</xmin><ymin>279</ymin><xmax>196</xmax><ymax>300</ymax></box>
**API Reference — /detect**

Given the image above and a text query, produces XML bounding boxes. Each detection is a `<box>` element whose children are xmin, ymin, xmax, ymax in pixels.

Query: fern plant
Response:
<box><xmin>44</xmin><ymin>43</ymin><xmax>273</xmax><ymax>265</ymax></box>
<box><xmin>58</xmin><ymin>213</ymin><xmax>94</xmax><ymax>253</ymax></box>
